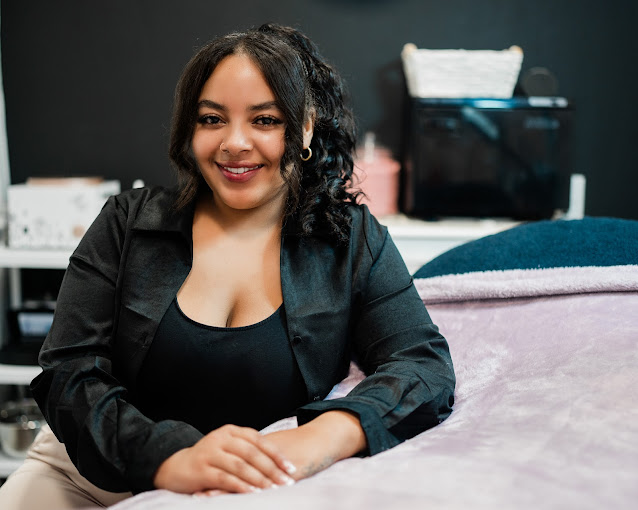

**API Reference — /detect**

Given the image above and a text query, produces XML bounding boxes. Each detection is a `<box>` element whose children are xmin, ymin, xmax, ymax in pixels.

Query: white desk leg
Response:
<box><xmin>0</xmin><ymin>268</ymin><xmax>5</xmax><ymax>348</ymax></box>
<box><xmin>564</xmin><ymin>173</ymin><xmax>586</xmax><ymax>220</ymax></box>
<box><xmin>9</xmin><ymin>267</ymin><xmax>21</xmax><ymax>309</ymax></box>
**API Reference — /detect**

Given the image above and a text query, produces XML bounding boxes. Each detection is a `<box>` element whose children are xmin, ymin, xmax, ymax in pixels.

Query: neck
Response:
<box><xmin>197</xmin><ymin>189</ymin><xmax>286</xmax><ymax>237</ymax></box>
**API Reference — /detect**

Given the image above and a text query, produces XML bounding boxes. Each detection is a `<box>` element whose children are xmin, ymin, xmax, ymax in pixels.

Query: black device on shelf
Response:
<box><xmin>0</xmin><ymin>307</ymin><xmax>53</xmax><ymax>366</ymax></box>
<box><xmin>401</xmin><ymin>97</ymin><xmax>573</xmax><ymax>220</ymax></box>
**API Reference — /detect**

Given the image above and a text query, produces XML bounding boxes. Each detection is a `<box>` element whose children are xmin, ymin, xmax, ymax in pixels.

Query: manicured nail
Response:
<box><xmin>277</xmin><ymin>474</ymin><xmax>295</xmax><ymax>486</ymax></box>
<box><xmin>283</xmin><ymin>460</ymin><xmax>297</xmax><ymax>475</ymax></box>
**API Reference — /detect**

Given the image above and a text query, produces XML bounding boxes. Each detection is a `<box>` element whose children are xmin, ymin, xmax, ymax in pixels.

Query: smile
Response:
<box><xmin>217</xmin><ymin>164</ymin><xmax>263</xmax><ymax>174</ymax></box>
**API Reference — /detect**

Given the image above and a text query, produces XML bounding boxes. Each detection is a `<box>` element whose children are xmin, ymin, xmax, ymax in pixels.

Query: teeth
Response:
<box><xmin>221</xmin><ymin>165</ymin><xmax>260</xmax><ymax>174</ymax></box>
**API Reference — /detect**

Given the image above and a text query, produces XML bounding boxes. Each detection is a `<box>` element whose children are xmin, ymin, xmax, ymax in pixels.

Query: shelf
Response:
<box><xmin>0</xmin><ymin>363</ymin><xmax>41</xmax><ymax>386</ymax></box>
<box><xmin>379</xmin><ymin>215</ymin><xmax>518</xmax><ymax>274</ymax></box>
<box><xmin>381</xmin><ymin>214</ymin><xmax>518</xmax><ymax>240</ymax></box>
<box><xmin>0</xmin><ymin>246</ymin><xmax>73</xmax><ymax>269</ymax></box>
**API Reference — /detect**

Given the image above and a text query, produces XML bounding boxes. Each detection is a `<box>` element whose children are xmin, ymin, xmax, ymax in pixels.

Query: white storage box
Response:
<box><xmin>7</xmin><ymin>179</ymin><xmax>121</xmax><ymax>249</ymax></box>
<box><xmin>401</xmin><ymin>43</ymin><xmax>524</xmax><ymax>98</ymax></box>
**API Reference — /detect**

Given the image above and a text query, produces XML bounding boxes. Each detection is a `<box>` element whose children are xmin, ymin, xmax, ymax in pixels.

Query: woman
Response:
<box><xmin>0</xmin><ymin>23</ymin><xmax>455</xmax><ymax>508</ymax></box>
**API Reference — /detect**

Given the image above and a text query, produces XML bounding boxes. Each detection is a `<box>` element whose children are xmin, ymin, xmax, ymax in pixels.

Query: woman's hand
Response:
<box><xmin>265</xmin><ymin>410</ymin><xmax>367</xmax><ymax>480</ymax></box>
<box><xmin>153</xmin><ymin>424</ymin><xmax>296</xmax><ymax>494</ymax></box>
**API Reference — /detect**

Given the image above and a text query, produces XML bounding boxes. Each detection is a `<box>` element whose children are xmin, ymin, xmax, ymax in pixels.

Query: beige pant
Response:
<box><xmin>0</xmin><ymin>425</ymin><xmax>132</xmax><ymax>509</ymax></box>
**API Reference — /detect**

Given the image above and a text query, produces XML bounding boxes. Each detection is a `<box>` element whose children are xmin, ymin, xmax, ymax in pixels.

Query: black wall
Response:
<box><xmin>2</xmin><ymin>0</ymin><xmax>637</xmax><ymax>219</ymax></box>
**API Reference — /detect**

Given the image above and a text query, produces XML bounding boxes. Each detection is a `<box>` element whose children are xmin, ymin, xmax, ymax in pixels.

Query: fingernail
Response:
<box><xmin>249</xmin><ymin>486</ymin><xmax>262</xmax><ymax>493</ymax></box>
<box><xmin>283</xmin><ymin>460</ymin><xmax>297</xmax><ymax>475</ymax></box>
<box><xmin>277</xmin><ymin>474</ymin><xmax>295</xmax><ymax>486</ymax></box>
<box><xmin>271</xmin><ymin>484</ymin><xmax>280</xmax><ymax>489</ymax></box>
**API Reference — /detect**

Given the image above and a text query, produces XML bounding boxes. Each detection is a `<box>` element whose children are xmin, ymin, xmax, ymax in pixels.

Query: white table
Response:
<box><xmin>381</xmin><ymin>214</ymin><xmax>518</xmax><ymax>274</ymax></box>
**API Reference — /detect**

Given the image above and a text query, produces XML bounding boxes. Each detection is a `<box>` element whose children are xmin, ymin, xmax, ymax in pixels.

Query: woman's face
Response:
<box><xmin>191</xmin><ymin>53</ymin><xmax>289</xmax><ymax>214</ymax></box>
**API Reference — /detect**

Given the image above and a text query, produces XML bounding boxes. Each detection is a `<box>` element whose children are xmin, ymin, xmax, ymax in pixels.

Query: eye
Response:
<box><xmin>254</xmin><ymin>116</ymin><xmax>283</xmax><ymax>127</ymax></box>
<box><xmin>197</xmin><ymin>114</ymin><xmax>223</xmax><ymax>126</ymax></box>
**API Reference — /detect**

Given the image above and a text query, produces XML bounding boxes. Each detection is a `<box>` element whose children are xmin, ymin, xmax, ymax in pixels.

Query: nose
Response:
<box><xmin>221</xmin><ymin>124</ymin><xmax>252</xmax><ymax>155</ymax></box>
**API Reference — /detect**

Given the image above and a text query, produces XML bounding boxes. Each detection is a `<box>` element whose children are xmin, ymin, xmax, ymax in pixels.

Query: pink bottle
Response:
<box><xmin>352</xmin><ymin>132</ymin><xmax>400</xmax><ymax>217</ymax></box>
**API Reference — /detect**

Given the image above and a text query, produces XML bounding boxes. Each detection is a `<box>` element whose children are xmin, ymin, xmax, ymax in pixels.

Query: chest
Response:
<box><xmin>177</xmin><ymin>227</ymin><xmax>283</xmax><ymax>327</ymax></box>
<box><xmin>114</xmin><ymin>228</ymin><xmax>354</xmax><ymax>399</ymax></box>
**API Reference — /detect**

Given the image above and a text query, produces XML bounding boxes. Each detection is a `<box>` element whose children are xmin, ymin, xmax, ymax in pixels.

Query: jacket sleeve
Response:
<box><xmin>297</xmin><ymin>210</ymin><xmax>455</xmax><ymax>455</ymax></box>
<box><xmin>30</xmin><ymin>193</ymin><xmax>203</xmax><ymax>493</ymax></box>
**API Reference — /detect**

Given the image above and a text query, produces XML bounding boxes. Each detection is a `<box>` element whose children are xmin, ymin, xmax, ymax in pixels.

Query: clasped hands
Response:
<box><xmin>153</xmin><ymin>410</ymin><xmax>366</xmax><ymax>495</ymax></box>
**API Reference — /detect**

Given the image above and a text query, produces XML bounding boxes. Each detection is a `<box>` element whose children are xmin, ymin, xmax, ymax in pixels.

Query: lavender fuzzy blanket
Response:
<box><xmin>107</xmin><ymin>219</ymin><xmax>638</xmax><ymax>510</ymax></box>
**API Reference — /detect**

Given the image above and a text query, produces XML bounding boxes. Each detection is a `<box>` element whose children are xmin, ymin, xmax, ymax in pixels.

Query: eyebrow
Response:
<box><xmin>197</xmin><ymin>99</ymin><xmax>280</xmax><ymax>112</ymax></box>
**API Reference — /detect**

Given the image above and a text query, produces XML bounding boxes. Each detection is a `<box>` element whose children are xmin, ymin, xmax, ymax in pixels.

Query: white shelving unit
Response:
<box><xmin>0</xmin><ymin>246</ymin><xmax>71</xmax><ymax>477</ymax></box>
<box><xmin>0</xmin><ymin>216</ymin><xmax>517</xmax><ymax>478</ymax></box>
<box><xmin>0</xmin><ymin>246</ymin><xmax>72</xmax><ymax>269</ymax></box>
<box><xmin>0</xmin><ymin>246</ymin><xmax>71</xmax><ymax>310</ymax></box>
<box><xmin>0</xmin><ymin>363</ymin><xmax>41</xmax><ymax>386</ymax></box>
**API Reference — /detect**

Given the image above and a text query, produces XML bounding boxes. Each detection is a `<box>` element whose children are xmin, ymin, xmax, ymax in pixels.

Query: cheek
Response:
<box><xmin>190</xmin><ymin>132</ymin><xmax>215</xmax><ymax>161</ymax></box>
<box><xmin>267</xmin><ymin>136</ymin><xmax>286</xmax><ymax>166</ymax></box>
<box><xmin>254</xmin><ymin>128</ymin><xmax>285</xmax><ymax>158</ymax></box>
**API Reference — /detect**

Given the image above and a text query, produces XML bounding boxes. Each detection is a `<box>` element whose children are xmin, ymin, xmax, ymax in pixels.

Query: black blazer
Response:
<box><xmin>31</xmin><ymin>186</ymin><xmax>455</xmax><ymax>493</ymax></box>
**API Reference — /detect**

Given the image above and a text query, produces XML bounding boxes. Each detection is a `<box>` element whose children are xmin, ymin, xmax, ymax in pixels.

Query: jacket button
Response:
<box><xmin>292</xmin><ymin>335</ymin><xmax>302</xmax><ymax>345</ymax></box>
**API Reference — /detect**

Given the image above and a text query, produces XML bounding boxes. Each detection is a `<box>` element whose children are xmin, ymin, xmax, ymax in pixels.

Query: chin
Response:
<box><xmin>217</xmin><ymin>193</ymin><xmax>279</xmax><ymax>212</ymax></box>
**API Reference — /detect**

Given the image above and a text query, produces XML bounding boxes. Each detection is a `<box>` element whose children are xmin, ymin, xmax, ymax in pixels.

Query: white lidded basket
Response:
<box><xmin>401</xmin><ymin>43</ymin><xmax>524</xmax><ymax>98</ymax></box>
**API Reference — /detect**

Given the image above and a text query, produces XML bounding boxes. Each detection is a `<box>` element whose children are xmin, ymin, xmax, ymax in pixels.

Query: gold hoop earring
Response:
<box><xmin>301</xmin><ymin>147</ymin><xmax>312</xmax><ymax>161</ymax></box>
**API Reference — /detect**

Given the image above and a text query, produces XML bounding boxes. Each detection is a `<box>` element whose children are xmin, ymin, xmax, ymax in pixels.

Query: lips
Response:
<box><xmin>216</xmin><ymin>162</ymin><xmax>264</xmax><ymax>182</ymax></box>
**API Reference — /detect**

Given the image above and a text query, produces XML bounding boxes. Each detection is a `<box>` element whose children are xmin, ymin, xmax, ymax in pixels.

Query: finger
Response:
<box><xmin>217</xmin><ymin>451</ymin><xmax>286</xmax><ymax>490</ymax></box>
<box><xmin>222</xmin><ymin>439</ymin><xmax>295</xmax><ymax>488</ymax></box>
<box><xmin>203</xmin><ymin>467</ymin><xmax>262</xmax><ymax>494</ymax></box>
<box><xmin>201</xmin><ymin>426</ymin><xmax>289</xmax><ymax>488</ymax></box>
<box><xmin>229</xmin><ymin>426</ymin><xmax>297</xmax><ymax>476</ymax></box>
<box><xmin>194</xmin><ymin>426</ymin><xmax>282</xmax><ymax>489</ymax></box>
<box><xmin>256</xmin><ymin>435</ymin><xmax>298</xmax><ymax>477</ymax></box>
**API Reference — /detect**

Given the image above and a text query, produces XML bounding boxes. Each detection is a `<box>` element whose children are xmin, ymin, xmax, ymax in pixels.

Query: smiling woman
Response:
<box><xmin>191</xmin><ymin>53</ymin><xmax>292</xmax><ymax>213</ymax></box>
<box><xmin>0</xmin><ymin>23</ymin><xmax>455</xmax><ymax>509</ymax></box>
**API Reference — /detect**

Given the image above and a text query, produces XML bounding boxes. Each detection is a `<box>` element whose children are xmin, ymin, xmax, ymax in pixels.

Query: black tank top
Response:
<box><xmin>134</xmin><ymin>298</ymin><xmax>307</xmax><ymax>434</ymax></box>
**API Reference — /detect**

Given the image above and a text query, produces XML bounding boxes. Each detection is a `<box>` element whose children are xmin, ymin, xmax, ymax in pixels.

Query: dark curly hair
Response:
<box><xmin>169</xmin><ymin>23</ymin><xmax>360</xmax><ymax>243</ymax></box>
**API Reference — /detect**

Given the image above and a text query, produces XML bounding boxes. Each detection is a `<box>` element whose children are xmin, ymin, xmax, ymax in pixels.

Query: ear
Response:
<box><xmin>302</xmin><ymin>111</ymin><xmax>315</xmax><ymax>149</ymax></box>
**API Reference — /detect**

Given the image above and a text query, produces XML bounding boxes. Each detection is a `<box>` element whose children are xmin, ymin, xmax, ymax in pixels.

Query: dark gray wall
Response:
<box><xmin>2</xmin><ymin>0</ymin><xmax>637</xmax><ymax>219</ymax></box>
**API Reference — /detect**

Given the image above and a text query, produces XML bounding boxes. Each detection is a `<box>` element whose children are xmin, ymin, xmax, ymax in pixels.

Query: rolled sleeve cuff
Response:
<box><xmin>296</xmin><ymin>399</ymin><xmax>400</xmax><ymax>456</ymax></box>
<box><xmin>126</xmin><ymin>422</ymin><xmax>203</xmax><ymax>493</ymax></box>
